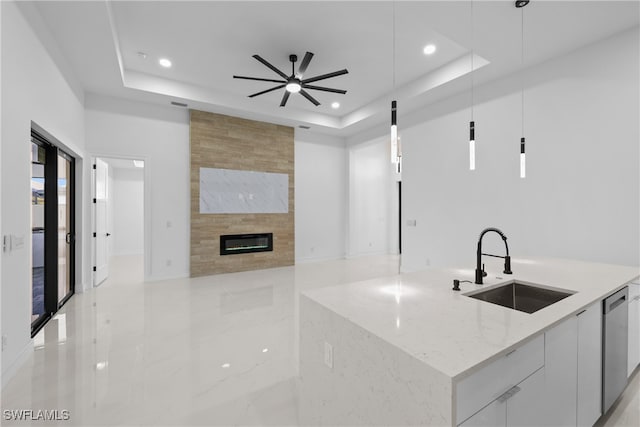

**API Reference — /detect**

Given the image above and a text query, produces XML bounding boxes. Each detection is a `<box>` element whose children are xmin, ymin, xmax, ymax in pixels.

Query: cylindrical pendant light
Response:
<box><xmin>469</xmin><ymin>120</ymin><xmax>476</xmax><ymax>170</ymax></box>
<box><xmin>391</xmin><ymin>100</ymin><xmax>399</xmax><ymax>164</ymax></box>
<box><xmin>469</xmin><ymin>0</ymin><xmax>476</xmax><ymax>171</ymax></box>
<box><xmin>520</xmin><ymin>137</ymin><xmax>526</xmax><ymax>178</ymax></box>
<box><xmin>517</xmin><ymin>0</ymin><xmax>529</xmax><ymax>178</ymax></box>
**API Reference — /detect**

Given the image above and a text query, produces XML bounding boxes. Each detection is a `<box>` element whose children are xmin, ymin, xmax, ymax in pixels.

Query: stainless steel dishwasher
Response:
<box><xmin>602</xmin><ymin>286</ymin><xmax>628</xmax><ymax>414</ymax></box>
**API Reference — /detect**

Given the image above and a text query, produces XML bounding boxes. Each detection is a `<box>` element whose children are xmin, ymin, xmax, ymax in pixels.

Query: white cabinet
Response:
<box><xmin>545</xmin><ymin>315</ymin><xmax>578</xmax><ymax>426</ymax></box>
<box><xmin>457</xmin><ymin>298</ymin><xmax>606</xmax><ymax>427</ymax></box>
<box><xmin>505</xmin><ymin>367</ymin><xmax>546</xmax><ymax>427</ymax></box>
<box><xmin>459</xmin><ymin>367</ymin><xmax>546</xmax><ymax>427</ymax></box>
<box><xmin>542</xmin><ymin>301</ymin><xmax>601</xmax><ymax>427</ymax></box>
<box><xmin>456</xmin><ymin>335</ymin><xmax>544</xmax><ymax>426</ymax></box>
<box><xmin>577</xmin><ymin>301</ymin><xmax>602</xmax><ymax>426</ymax></box>
<box><xmin>459</xmin><ymin>399</ymin><xmax>506</xmax><ymax>427</ymax></box>
<box><xmin>628</xmin><ymin>282</ymin><xmax>640</xmax><ymax>377</ymax></box>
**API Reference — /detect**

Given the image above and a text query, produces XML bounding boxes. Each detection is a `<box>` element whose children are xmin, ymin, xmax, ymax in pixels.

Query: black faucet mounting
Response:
<box><xmin>475</xmin><ymin>227</ymin><xmax>513</xmax><ymax>284</ymax></box>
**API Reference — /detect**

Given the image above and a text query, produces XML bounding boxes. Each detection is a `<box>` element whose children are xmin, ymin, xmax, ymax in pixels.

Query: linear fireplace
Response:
<box><xmin>220</xmin><ymin>233</ymin><xmax>273</xmax><ymax>255</ymax></box>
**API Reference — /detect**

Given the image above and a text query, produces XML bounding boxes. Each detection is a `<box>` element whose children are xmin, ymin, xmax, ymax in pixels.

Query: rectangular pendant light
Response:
<box><xmin>391</xmin><ymin>100</ymin><xmax>399</xmax><ymax>164</ymax></box>
<box><xmin>469</xmin><ymin>121</ymin><xmax>475</xmax><ymax>170</ymax></box>
<box><xmin>520</xmin><ymin>137</ymin><xmax>526</xmax><ymax>178</ymax></box>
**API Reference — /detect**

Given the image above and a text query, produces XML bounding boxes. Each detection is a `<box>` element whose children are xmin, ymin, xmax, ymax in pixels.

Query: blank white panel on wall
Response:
<box><xmin>199</xmin><ymin>167</ymin><xmax>288</xmax><ymax>214</ymax></box>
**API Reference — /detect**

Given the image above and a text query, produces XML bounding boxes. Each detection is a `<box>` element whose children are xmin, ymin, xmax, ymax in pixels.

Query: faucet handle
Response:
<box><xmin>504</xmin><ymin>256</ymin><xmax>513</xmax><ymax>274</ymax></box>
<box><xmin>482</xmin><ymin>263</ymin><xmax>487</xmax><ymax>277</ymax></box>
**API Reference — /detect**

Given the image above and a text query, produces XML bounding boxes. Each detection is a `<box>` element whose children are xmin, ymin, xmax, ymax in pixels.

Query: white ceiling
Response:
<box><xmin>101</xmin><ymin>157</ymin><xmax>144</xmax><ymax>170</ymax></box>
<box><xmin>30</xmin><ymin>1</ymin><xmax>640</xmax><ymax>138</ymax></box>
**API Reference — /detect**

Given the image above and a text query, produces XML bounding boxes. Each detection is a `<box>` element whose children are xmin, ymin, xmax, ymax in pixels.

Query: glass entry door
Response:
<box><xmin>31</xmin><ymin>142</ymin><xmax>47</xmax><ymax>327</ymax></box>
<box><xmin>31</xmin><ymin>129</ymin><xmax>75</xmax><ymax>336</ymax></box>
<box><xmin>57</xmin><ymin>152</ymin><xmax>74</xmax><ymax>306</ymax></box>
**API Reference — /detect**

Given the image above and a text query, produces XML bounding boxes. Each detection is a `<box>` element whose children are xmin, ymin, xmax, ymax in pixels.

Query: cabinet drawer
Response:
<box><xmin>456</xmin><ymin>334</ymin><xmax>544</xmax><ymax>424</ymax></box>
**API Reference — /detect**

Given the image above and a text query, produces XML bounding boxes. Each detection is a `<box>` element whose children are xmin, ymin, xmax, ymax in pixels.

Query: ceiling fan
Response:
<box><xmin>233</xmin><ymin>52</ymin><xmax>348</xmax><ymax>107</ymax></box>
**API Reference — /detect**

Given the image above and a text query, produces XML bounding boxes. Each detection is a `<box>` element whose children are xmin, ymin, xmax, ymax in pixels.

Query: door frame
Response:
<box><xmin>30</xmin><ymin>128</ymin><xmax>76</xmax><ymax>337</ymax></box>
<box><xmin>91</xmin><ymin>155</ymin><xmax>148</xmax><ymax>286</ymax></box>
<box><xmin>57</xmin><ymin>149</ymin><xmax>76</xmax><ymax>308</ymax></box>
<box><xmin>92</xmin><ymin>157</ymin><xmax>109</xmax><ymax>287</ymax></box>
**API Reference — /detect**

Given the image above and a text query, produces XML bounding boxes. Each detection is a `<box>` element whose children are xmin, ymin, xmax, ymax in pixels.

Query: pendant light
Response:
<box><xmin>390</xmin><ymin>0</ymin><xmax>400</xmax><ymax>166</ymax></box>
<box><xmin>517</xmin><ymin>0</ymin><xmax>529</xmax><ymax>178</ymax></box>
<box><xmin>469</xmin><ymin>0</ymin><xmax>476</xmax><ymax>171</ymax></box>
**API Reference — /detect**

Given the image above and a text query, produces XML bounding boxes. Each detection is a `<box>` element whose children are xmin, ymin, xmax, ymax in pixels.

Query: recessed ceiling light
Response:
<box><xmin>133</xmin><ymin>160</ymin><xmax>144</xmax><ymax>168</ymax></box>
<box><xmin>137</xmin><ymin>51</ymin><xmax>147</xmax><ymax>59</ymax></box>
<box><xmin>423</xmin><ymin>44</ymin><xmax>437</xmax><ymax>55</ymax></box>
<box><xmin>159</xmin><ymin>58</ymin><xmax>172</xmax><ymax>68</ymax></box>
<box><xmin>331</xmin><ymin>102</ymin><xmax>340</xmax><ymax>109</ymax></box>
<box><xmin>221</xmin><ymin>363</ymin><xmax>230</xmax><ymax>368</ymax></box>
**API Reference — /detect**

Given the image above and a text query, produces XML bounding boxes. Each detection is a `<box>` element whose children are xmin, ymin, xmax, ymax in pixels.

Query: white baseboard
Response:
<box><xmin>345</xmin><ymin>250</ymin><xmax>389</xmax><ymax>259</ymax></box>
<box><xmin>145</xmin><ymin>272</ymin><xmax>189</xmax><ymax>282</ymax></box>
<box><xmin>295</xmin><ymin>254</ymin><xmax>346</xmax><ymax>264</ymax></box>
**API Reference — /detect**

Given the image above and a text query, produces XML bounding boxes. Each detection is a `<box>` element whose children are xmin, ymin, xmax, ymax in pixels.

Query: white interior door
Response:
<box><xmin>94</xmin><ymin>158</ymin><xmax>109</xmax><ymax>286</ymax></box>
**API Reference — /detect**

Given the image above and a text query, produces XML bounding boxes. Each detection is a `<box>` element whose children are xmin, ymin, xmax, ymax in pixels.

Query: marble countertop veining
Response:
<box><xmin>301</xmin><ymin>257</ymin><xmax>639</xmax><ymax>381</ymax></box>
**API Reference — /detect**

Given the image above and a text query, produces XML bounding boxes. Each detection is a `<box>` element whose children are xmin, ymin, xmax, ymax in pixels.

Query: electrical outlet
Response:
<box><xmin>425</xmin><ymin>258</ymin><xmax>431</xmax><ymax>266</ymax></box>
<box><xmin>166</xmin><ymin>259</ymin><xmax>172</xmax><ymax>267</ymax></box>
<box><xmin>324</xmin><ymin>341</ymin><xmax>333</xmax><ymax>369</ymax></box>
<box><xmin>2</xmin><ymin>335</ymin><xmax>7</xmax><ymax>352</ymax></box>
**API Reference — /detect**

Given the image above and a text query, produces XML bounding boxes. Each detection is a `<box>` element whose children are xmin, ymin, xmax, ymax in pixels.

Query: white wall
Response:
<box><xmin>112</xmin><ymin>168</ymin><xmax>144</xmax><ymax>256</ymax></box>
<box><xmin>295</xmin><ymin>133</ymin><xmax>347</xmax><ymax>262</ymax></box>
<box><xmin>399</xmin><ymin>28</ymin><xmax>639</xmax><ymax>272</ymax></box>
<box><xmin>85</xmin><ymin>94</ymin><xmax>190</xmax><ymax>281</ymax></box>
<box><xmin>1</xmin><ymin>1</ymin><xmax>86</xmax><ymax>386</ymax></box>
<box><xmin>347</xmin><ymin>138</ymin><xmax>398</xmax><ymax>257</ymax></box>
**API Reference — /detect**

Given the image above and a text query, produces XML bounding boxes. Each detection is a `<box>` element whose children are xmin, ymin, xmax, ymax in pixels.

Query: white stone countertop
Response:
<box><xmin>301</xmin><ymin>257</ymin><xmax>639</xmax><ymax>381</ymax></box>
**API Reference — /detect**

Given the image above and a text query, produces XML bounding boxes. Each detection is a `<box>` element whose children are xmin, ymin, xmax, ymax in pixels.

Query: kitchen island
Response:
<box><xmin>298</xmin><ymin>257</ymin><xmax>639</xmax><ymax>426</ymax></box>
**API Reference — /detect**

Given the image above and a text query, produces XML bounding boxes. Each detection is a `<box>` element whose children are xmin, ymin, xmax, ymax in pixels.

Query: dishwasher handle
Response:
<box><xmin>603</xmin><ymin>287</ymin><xmax>628</xmax><ymax>314</ymax></box>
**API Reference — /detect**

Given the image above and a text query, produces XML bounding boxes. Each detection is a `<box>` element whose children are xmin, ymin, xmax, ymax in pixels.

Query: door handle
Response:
<box><xmin>106</xmin><ymin>233</ymin><xmax>111</xmax><ymax>237</ymax></box>
<box><xmin>65</xmin><ymin>233</ymin><xmax>72</xmax><ymax>244</ymax></box>
<box><xmin>609</xmin><ymin>295</ymin><xmax>626</xmax><ymax>311</ymax></box>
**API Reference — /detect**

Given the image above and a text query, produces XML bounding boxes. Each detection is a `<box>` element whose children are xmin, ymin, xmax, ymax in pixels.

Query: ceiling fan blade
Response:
<box><xmin>280</xmin><ymin>91</ymin><xmax>291</xmax><ymax>107</ymax></box>
<box><xmin>297</xmin><ymin>52</ymin><xmax>314</xmax><ymax>77</ymax></box>
<box><xmin>248</xmin><ymin>84</ymin><xmax>286</xmax><ymax>98</ymax></box>
<box><xmin>299</xmin><ymin>89</ymin><xmax>320</xmax><ymax>106</ymax></box>
<box><xmin>234</xmin><ymin>75</ymin><xmax>286</xmax><ymax>84</ymax></box>
<box><xmin>252</xmin><ymin>55</ymin><xmax>289</xmax><ymax>79</ymax></box>
<box><xmin>302</xmin><ymin>84</ymin><xmax>347</xmax><ymax>94</ymax></box>
<box><xmin>302</xmin><ymin>69</ymin><xmax>348</xmax><ymax>84</ymax></box>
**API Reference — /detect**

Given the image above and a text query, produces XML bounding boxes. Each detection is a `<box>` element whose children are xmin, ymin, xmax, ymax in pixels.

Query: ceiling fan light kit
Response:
<box><xmin>233</xmin><ymin>52</ymin><xmax>348</xmax><ymax>107</ymax></box>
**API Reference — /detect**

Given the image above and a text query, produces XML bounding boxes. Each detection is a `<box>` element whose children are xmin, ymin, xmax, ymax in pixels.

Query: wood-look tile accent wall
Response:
<box><xmin>190</xmin><ymin>110</ymin><xmax>294</xmax><ymax>277</ymax></box>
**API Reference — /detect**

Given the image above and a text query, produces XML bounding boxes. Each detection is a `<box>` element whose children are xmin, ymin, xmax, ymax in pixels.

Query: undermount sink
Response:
<box><xmin>465</xmin><ymin>281</ymin><xmax>574</xmax><ymax>314</ymax></box>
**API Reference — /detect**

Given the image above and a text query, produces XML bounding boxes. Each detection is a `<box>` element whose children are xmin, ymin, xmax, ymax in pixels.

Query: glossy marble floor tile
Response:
<box><xmin>2</xmin><ymin>255</ymin><xmax>638</xmax><ymax>426</ymax></box>
<box><xmin>1</xmin><ymin>255</ymin><xmax>400</xmax><ymax>426</ymax></box>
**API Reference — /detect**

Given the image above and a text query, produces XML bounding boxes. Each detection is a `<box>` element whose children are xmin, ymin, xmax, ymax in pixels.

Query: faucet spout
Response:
<box><xmin>475</xmin><ymin>227</ymin><xmax>513</xmax><ymax>284</ymax></box>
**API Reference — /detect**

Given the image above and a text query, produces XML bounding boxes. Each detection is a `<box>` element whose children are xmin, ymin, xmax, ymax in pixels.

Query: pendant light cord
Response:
<box><xmin>521</xmin><ymin>6</ymin><xmax>525</xmax><ymax>137</ymax></box>
<box><xmin>393</xmin><ymin>0</ymin><xmax>396</xmax><ymax>94</ymax></box>
<box><xmin>471</xmin><ymin>0</ymin><xmax>474</xmax><ymax>121</ymax></box>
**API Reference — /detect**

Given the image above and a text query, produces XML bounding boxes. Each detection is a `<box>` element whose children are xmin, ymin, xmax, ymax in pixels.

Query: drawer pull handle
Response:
<box><xmin>505</xmin><ymin>349</ymin><xmax>517</xmax><ymax>357</ymax></box>
<box><xmin>576</xmin><ymin>309</ymin><xmax>586</xmax><ymax>316</ymax></box>
<box><xmin>497</xmin><ymin>385</ymin><xmax>521</xmax><ymax>403</ymax></box>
